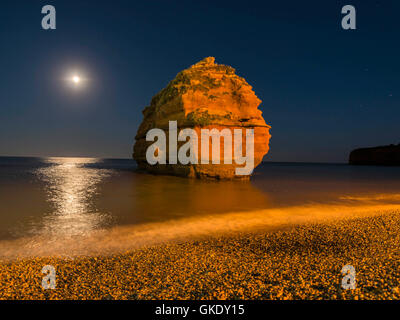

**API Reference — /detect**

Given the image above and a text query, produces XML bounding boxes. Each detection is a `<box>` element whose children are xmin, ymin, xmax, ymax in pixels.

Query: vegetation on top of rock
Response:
<box><xmin>149</xmin><ymin>57</ymin><xmax>243</xmax><ymax>108</ymax></box>
<box><xmin>186</xmin><ymin>110</ymin><xmax>233</xmax><ymax>126</ymax></box>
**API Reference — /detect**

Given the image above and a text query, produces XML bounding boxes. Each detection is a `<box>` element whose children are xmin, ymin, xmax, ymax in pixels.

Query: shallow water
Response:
<box><xmin>1</xmin><ymin>157</ymin><xmax>400</xmax><ymax>259</ymax></box>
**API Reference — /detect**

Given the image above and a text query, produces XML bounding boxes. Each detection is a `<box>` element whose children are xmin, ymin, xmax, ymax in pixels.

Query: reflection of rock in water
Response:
<box><xmin>33</xmin><ymin>158</ymin><xmax>112</xmax><ymax>238</ymax></box>
<box><xmin>96</xmin><ymin>172</ymin><xmax>271</xmax><ymax>224</ymax></box>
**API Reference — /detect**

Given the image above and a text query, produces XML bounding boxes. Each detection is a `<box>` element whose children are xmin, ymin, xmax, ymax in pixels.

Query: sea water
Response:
<box><xmin>1</xmin><ymin>156</ymin><xmax>400</xmax><ymax>259</ymax></box>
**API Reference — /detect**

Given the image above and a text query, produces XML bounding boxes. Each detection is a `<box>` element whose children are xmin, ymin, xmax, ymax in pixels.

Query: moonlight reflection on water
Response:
<box><xmin>34</xmin><ymin>158</ymin><xmax>112</xmax><ymax>238</ymax></box>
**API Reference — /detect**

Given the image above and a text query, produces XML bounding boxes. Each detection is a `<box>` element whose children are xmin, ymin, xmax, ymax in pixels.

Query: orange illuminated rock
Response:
<box><xmin>133</xmin><ymin>57</ymin><xmax>271</xmax><ymax>179</ymax></box>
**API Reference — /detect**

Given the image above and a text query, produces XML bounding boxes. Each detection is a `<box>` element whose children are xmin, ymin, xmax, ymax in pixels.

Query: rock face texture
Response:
<box><xmin>349</xmin><ymin>145</ymin><xmax>400</xmax><ymax>166</ymax></box>
<box><xmin>133</xmin><ymin>57</ymin><xmax>271</xmax><ymax>179</ymax></box>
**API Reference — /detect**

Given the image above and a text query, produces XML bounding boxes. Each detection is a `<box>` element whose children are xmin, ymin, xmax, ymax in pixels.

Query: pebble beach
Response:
<box><xmin>1</xmin><ymin>210</ymin><xmax>400</xmax><ymax>300</ymax></box>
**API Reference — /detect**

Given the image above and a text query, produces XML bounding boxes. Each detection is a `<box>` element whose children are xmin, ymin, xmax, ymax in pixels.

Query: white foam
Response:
<box><xmin>1</xmin><ymin>201</ymin><xmax>399</xmax><ymax>261</ymax></box>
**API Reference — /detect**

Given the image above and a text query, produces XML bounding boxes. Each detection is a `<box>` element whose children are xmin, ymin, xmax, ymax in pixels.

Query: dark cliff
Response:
<box><xmin>349</xmin><ymin>144</ymin><xmax>400</xmax><ymax>166</ymax></box>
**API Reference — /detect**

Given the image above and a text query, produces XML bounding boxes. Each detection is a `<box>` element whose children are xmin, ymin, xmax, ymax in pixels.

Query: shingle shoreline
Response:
<box><xmin>1</xmin><ymin>210</ymin><xmax>399</xmax><ymax>300</ymax></box>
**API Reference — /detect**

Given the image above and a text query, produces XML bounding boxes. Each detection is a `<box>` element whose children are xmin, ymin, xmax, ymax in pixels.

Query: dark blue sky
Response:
<box><xmin>0</xmin><ymin>0</ymin><xmax>399</xmax><ymax>162</ymax></box>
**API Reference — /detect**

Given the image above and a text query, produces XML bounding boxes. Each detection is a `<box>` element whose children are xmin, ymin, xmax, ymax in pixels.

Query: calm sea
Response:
<box><xmin>1</xmin><ymin>156</ymin><xmax>400</xmax><ymax>259</ymax></box>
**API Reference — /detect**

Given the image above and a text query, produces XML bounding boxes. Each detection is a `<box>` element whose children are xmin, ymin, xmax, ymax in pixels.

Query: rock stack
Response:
<box><xmin>133</xmin><ymin>57</ymin><xmax>271</xmax><ymax>179</ymax></box>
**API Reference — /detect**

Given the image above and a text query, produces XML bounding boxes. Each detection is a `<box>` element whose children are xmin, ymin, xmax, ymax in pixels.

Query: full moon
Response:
<box><xmin>64</xmin><ymin>70</ymin><xmax>88</xmax><ymax>90</ymax></box>
<box><xmin>72</xmin><ymin>76</ymin><xmax>81</xmax><ymax>84</ymax></box>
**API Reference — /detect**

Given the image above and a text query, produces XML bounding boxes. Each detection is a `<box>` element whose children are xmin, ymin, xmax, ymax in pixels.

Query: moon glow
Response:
<box><xmin>63</xmin><ymin>69</ymin><xmax>89</xmax><ymax>91</ymax></box>
<box><xmin>72</xmin><ymin>76</ymin><xmax>81</xmax><ymax>84</ymax></box>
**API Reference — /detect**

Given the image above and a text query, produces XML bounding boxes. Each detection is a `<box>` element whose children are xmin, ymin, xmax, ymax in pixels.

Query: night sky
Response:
<box><xmin>0</xmin><ymin>0</ymin><xmax>399</xmax><ymax>162</ymax></box>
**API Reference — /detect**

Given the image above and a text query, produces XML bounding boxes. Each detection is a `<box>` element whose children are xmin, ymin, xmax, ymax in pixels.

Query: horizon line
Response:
<box><xmin>0</xmin><ymin>154</ymin><xmax>347</xmax><ymax>165</ymax></box>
